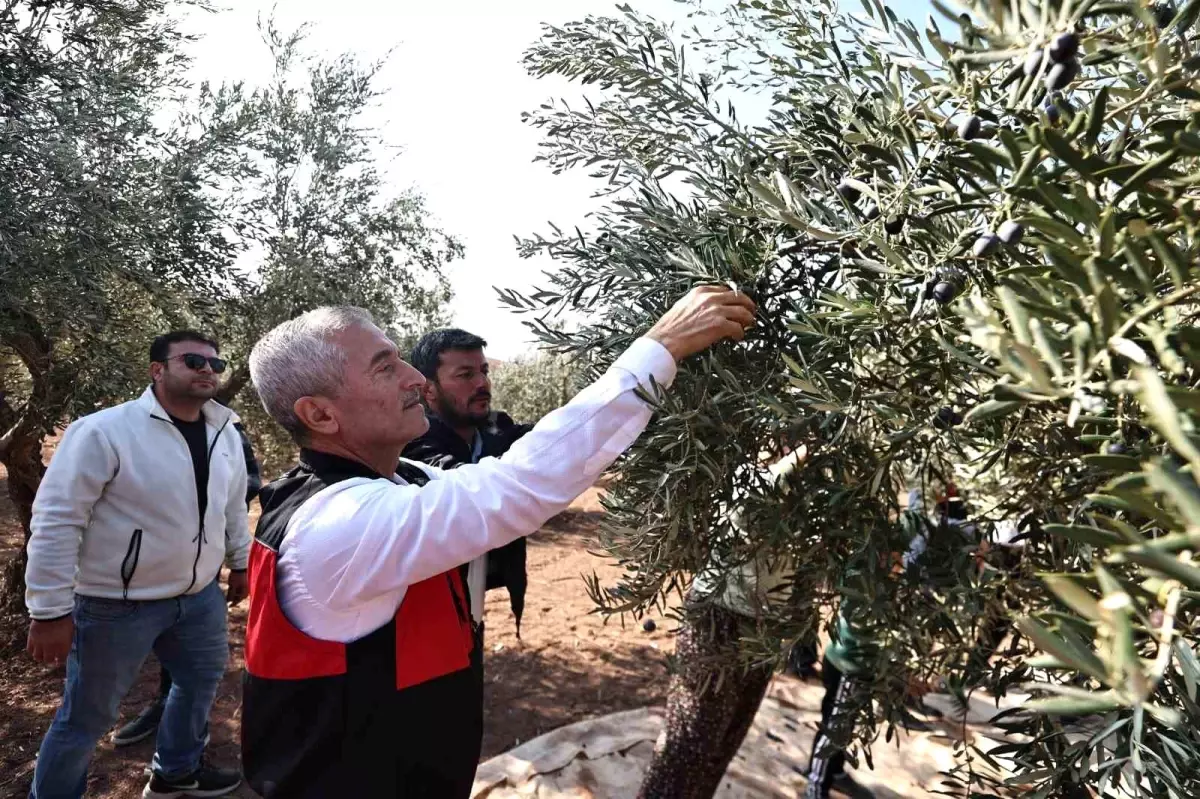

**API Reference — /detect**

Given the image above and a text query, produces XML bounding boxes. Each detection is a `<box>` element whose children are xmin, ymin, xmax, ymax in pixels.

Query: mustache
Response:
<box><xmin>402</xmin><ymin>391</ymin><xmax>422</xmax><ymax>408</ymax></box>
<box><xmin>470</xmin><ymin>391</ymin><xmax>491</xmax><ymax>402</ymax></box>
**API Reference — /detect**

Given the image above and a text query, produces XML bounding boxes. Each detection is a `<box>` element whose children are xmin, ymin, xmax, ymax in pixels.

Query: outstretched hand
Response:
<box><xmin>646</xmin><ymin>285</ymin><xmax>757</xmax><ymax>362</ymax></box>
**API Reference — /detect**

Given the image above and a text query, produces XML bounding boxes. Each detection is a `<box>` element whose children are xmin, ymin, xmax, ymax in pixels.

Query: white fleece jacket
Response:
<box><xmin>25</xmin><ymin>387</ymin><xmax>251</xmax><ymax>620</ymax></box>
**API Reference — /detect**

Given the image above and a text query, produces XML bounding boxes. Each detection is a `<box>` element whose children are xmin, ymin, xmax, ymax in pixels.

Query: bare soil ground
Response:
<box><xmin>0</xmin><ymin>481</ymin><xmax>677</xmax><ymax>798</ymax></box>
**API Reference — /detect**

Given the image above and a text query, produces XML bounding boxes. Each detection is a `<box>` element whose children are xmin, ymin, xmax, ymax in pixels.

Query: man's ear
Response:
<box><xmin>149</xmin><ymin>363</ymin><xmax>164</xmax><ymax>384</ymax></box>
<box><xmin>421</xmin><ymin>380</ymin><xmax>438</xmax><ymax>408</ymax></box>
<box><xmin>293</xmin><ymin>396</ymin><xmax>340</xmax><ymax>438</ymax></box>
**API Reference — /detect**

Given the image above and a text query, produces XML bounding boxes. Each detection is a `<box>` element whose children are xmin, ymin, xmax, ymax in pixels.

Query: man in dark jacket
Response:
<box><xmin>112</xmin><ymin>415</ymin><xmax>262</xmax><ymax>747</ymax></box>
<box><xmin>402</xmin><ymin>329</ymin><xmax>533</xmax><ymax>638</ymax></box>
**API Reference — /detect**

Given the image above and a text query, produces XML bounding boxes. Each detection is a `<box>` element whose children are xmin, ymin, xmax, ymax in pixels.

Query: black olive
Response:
<box><xmin>863</xmin><ymin>203</ymin><xmax>880</xmax><ymax>220</ymax></box>
<box><xmin>1106</xmin><ymin>441</ymin><xmax>1128</xmax><ymax>455</ymax></box>
<box><xmin>957</xmin><ymin>115</ymin><xmax>982</xmax><ymax>140</ymax></box>
<box><xmin>998</xmin><ymin>220</ymin><xmax>1025</xmax><ymax>245</ymax></box>
<box><xmin>1043</xmin><ymin>99</ymin><xmax>1062</xmax><ymax>123</ymax></box>
<box><xmin>932</xmin><ymin>281</ymin><xmax>958</xmax><ymax>304</ymax></box>
<box><xmin>753</xmin><ymin>276</ymin><xmax>770</xmax><ymax>302</ymax></box>
<box><xmin>835</xmin><ymin>179</ymin><xmax>860</xmax><ymax>202</ymax></box>
<box><xmin>933</xmin><ymin>406</ymin><xmax>963</xmax><ymax>430</ymax></box>
<box><xmin>972</xmin><ymin>232</ymin><xmax>1001</xmax><ymax>257</ymax></box>
<box><xmin>1152</xmin><ymin>2</ymin><xmax>1176</xmax><ymax>28</ymax></box>
<box><xmin>643</xmin><ymin>618</ymin><xmax>657</xmax><ymax>633</ymax></box>
<box><xmin>1048</xmin><ymin>32</ymin><xmax>1079</xmax><ymax>63</ymax></box>
<box><xmin>1023</xmin><ymin>49</ymin><xmax>1043</xmax><ymax>77</ymax></box>
<box><xmin>1045</xmin><ymin>58</ymin><xmax>1079</xmax><ymax>91</ymax></box>
<box><xmin>885</xmin><ymin>215</ymin><xmax>906</xmax><ymax>235</ymax></box>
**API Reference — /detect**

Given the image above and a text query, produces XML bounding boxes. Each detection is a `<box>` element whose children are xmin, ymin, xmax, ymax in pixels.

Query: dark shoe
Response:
<box><xmin>113</xmin><ymin>698</ymin><xmax>166</xmax><ymax>746</ymax></box>
<box><xmin>142</xmin><ymin>759</ymin><xmax>241</xmax><ymax>798</ymax></box>
<box><xmin>830</xmin><ymin>772</ymin><xmax>876</xmax><ymax>799</ymax></box>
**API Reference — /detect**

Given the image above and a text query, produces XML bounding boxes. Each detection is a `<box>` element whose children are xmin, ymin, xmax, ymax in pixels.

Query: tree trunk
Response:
<box><xmin>636</xmin><ymin>602</ymin><xmax>774</xmax><ymax>799</ymax></box>
<box><xmin>0</xmin><ymin>317</ymin><xmax>53</xmax><ymax>615</ymax></box>
<box><xmin>0</xmin><ymin>430</ymin><xmax>45</xmax><ymax>615</ymax></box>
<box><xmin>216</xmin><ymin>362</ymin><xmax>251</xmax><ymax>406</ymax></box>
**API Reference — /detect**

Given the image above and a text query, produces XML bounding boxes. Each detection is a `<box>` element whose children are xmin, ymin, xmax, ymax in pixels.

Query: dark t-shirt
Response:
<box><xmin>170</xmin><ymin>413</ymin><xmax>210</xmax><ymax>521</ymax></box>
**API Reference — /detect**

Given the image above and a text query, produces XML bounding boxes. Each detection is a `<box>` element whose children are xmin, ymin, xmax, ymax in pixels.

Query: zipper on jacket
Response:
<box><xmin>121</xmin><ymin>529</ymin><xmax>143</xmax><ymax>600</ymax></box>
<box><xmin>155</xmin><ymin>414</ymin><xmax>231</xmax><ymax>595</ymax></box>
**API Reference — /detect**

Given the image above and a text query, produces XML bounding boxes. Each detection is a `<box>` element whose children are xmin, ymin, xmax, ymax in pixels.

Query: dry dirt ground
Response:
<box><xmin>0</xmin><ymin>480</ymin><xmax>679</xmax><ymax>799</ymax></box>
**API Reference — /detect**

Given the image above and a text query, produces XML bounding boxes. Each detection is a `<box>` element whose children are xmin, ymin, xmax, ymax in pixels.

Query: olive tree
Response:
<box><xmin>209</xmin><ymin>19</ymin><xmax>461</xmax><ymax>475</ymax></box>
<box><xmin>517</xmin><ymin>0</ymin><xmax>1200</xmax><ymax>795</ymax></box>
<box><xmin>0</xmin><ymin>0</ymin><xmax>254</xmax><ymax>614</ymax></box>
<box><xmin>489</xmin><ymin>351</ymin><xmax>582</xmax><ymax>424</ymax></box>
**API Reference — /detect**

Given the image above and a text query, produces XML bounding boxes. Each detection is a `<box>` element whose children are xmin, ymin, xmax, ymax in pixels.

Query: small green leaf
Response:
<box><xmin>1016</xmin><ymin>616</ymin><xmax>1108</xmax><ymax>681</ymax></box>
<box><xmin>1044</xmin><ymin>574</ymin><xmax>1102</xmax><ymax>621</ymax></box>
<box><xmin>1042</xmin><ymin>524</ymin><xmax>1124</xmax><ymax>547</ymax></box>
<box><xmin>964</xmin><ymin>399</ymin><xmax>1023</xmax><ymax>425</ymax></box>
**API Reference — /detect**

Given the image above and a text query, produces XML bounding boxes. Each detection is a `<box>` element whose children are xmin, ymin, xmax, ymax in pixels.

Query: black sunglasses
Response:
<box><xmin>164</xmin><ymin>353</ymin><xmax>228</xmax><ymax>374</ymax></box>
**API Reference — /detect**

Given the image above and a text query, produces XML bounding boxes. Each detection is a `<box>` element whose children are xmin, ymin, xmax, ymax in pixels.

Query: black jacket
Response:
<box><xmin>402</xmin><ymin>411</ymin><xmax>533</xmax><ymax>635</ymax></box>
<box><xmin>234</xmin><ymin>421</ymin><xmax>263</xmax><ymax>507</ymax></box>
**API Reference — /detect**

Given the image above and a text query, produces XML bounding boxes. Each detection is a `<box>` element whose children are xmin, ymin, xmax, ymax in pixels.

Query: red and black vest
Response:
<box><xmin>241</xmin><ymin>450</ymin><xmax>483</xmax><ymax>799</ymax></box>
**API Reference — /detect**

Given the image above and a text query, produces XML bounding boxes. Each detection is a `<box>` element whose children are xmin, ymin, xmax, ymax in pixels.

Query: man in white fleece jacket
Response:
<box><xmin>24</xmin><ymin>330</ymin><xmax>251</xmax><ymax>799</ymax></box>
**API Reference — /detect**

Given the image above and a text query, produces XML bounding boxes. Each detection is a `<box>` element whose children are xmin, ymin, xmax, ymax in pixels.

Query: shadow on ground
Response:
<box><xmin>481</xmin><ymin>636</ymin><xmax>668</xmax><ymax>758</ymax></box>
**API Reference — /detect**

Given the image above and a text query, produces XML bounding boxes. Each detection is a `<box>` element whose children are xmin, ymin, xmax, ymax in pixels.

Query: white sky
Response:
<box><xmin>183</xmin><ymin>0</ymin><xmax>931</xmax><ymax>360</ymax></box>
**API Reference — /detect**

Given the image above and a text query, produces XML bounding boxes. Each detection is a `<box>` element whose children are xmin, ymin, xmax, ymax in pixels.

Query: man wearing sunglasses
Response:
<box><xmin>111</xmin><ymin>396</ymin><xmax>263</xmax><ymax>751</ymax></box>
<box><xmin>25</xmin><ymin>330</ymin><xmax>251</xmax><ymax>799</ymax></box>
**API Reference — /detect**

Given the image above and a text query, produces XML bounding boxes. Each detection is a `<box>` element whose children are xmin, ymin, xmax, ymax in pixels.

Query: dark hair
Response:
<box><xmin>409</xmin><ymin>328</ymin><xmax>487</xmax><ymax>380</ymax></box>
<box><xmin>150</xmin><ymin>330</ymin><xmax>220</xmax><ymax>363</ymax></box>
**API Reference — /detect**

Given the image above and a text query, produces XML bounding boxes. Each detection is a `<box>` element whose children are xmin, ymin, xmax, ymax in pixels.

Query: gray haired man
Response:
<box><xmin>239</xmin><ymin>286</ymin><xmax>756</xmax><ymax>797</ymax></box>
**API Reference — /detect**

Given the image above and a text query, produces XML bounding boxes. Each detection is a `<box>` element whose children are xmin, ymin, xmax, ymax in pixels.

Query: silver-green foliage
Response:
<box><xmin>490</xmin><ymin>352</ymin><xmax>583</xmax><ymax>425</ymax></box>
<box><xmin>515</xmin><ymin>0</ymin><xmax>1200</xmax><ymax>794</ymax></box>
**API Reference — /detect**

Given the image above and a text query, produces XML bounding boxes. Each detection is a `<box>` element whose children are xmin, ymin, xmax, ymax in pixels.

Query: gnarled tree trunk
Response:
<box><xmin>0</xmin><ymin>432</ymin><xmax>45</xmax><ymax>616</ymax></box>
<box><xmin>636</xmin><ymin>602</ymin><xmax>774</xmax><ymax>799</ymax></box>
<box><xmin>0</xmin><ymin>320</ymin><xmax>54</xmax><ymax>615</ymax></box>
<box><xmin>215</xmin><ymin>362</ymin><xmax>251</xmax><ymax>406</ymax></box>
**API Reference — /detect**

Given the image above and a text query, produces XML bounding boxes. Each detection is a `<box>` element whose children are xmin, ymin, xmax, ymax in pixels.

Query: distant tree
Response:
<box><xmin>0</xmin><ymin>0</ymin><xmax>254</xmax><ymax>614</ymax></box>
<box><xmin>490</xmin><ymin>352</ymin><xmax>582</xmax><ymax>425</ymax></box>
<box><xmin>212</xmin><ymin>19</ymin><xmax>462</xmax><ymax>472</ymax></box>
<box><xmin>0</xmin><ymin>7</ymin><xmax>462</xmax><ymax>611</ymax></box>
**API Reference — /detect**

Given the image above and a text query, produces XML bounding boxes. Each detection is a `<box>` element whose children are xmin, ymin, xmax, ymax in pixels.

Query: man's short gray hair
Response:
<box><xmin>249</xmin><ymin>306</ymin><xmax>377</xmax><ymax>439</ymax></box>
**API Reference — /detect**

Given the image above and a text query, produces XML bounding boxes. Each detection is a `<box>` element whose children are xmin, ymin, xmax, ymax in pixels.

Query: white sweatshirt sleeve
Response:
<box><xmin>223</xmin><ymin>431</ymin><xmax>251</xmax><ymax>571</ymax></box>
<box><xmin>283</xmin><ymin>338</ymin><xmax>676</xmax><ymax>615</ymax></box>
<box><xmin>25</xmin><ymin>418</ymin><xmax>119</xmax><ymax>619</ymax></box>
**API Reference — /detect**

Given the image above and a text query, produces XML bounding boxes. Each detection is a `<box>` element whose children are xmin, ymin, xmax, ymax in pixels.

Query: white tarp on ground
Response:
<box><xmin>472</xmin><ymin>675</ymin><xmax>1031</xmax><ymax>799</ymax></box>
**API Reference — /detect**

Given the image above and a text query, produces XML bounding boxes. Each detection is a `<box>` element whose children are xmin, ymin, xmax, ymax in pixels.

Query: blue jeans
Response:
<box><xmin>30</xmin><ymin>579</ymin><xmax>229</xmax><ymax>799</ymax></box>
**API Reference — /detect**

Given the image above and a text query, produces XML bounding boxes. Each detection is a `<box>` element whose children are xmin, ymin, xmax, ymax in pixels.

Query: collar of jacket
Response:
<box><xmin>299</xmin><ymin>447</ymin><xmax>430</xmax><ymax>487</ymax></box>
<box><xmin>136</xmin><ymin>385</ymin><xmax>237</xmax><ymax>428</ymax></box>
<box><xmin>298</xmin><ymin>447</ymin><xmax>389</xmax><ymax>481</ymax></box>
<box><xmin>421</xmin><ymin>414</ymin><xmax>476</xmax><ymax>459</ymax></box>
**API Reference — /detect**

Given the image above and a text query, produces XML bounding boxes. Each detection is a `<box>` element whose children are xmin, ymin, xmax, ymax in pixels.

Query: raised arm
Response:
<box><xmin>286</xmin><ymin>286</ymin><xmax>756</xmax><ymax>613</ymax></box>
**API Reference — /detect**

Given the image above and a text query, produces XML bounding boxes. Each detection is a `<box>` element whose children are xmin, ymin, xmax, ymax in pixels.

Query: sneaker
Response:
<box><xmin>142</xmin><ymin>759</ymin><xmax>241</xmax><ymax>798</ymax></box>
<box><xmin>113</xmin><ymin>698</ymin><xmax>166</xmax><ymax>746</ymax></box>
